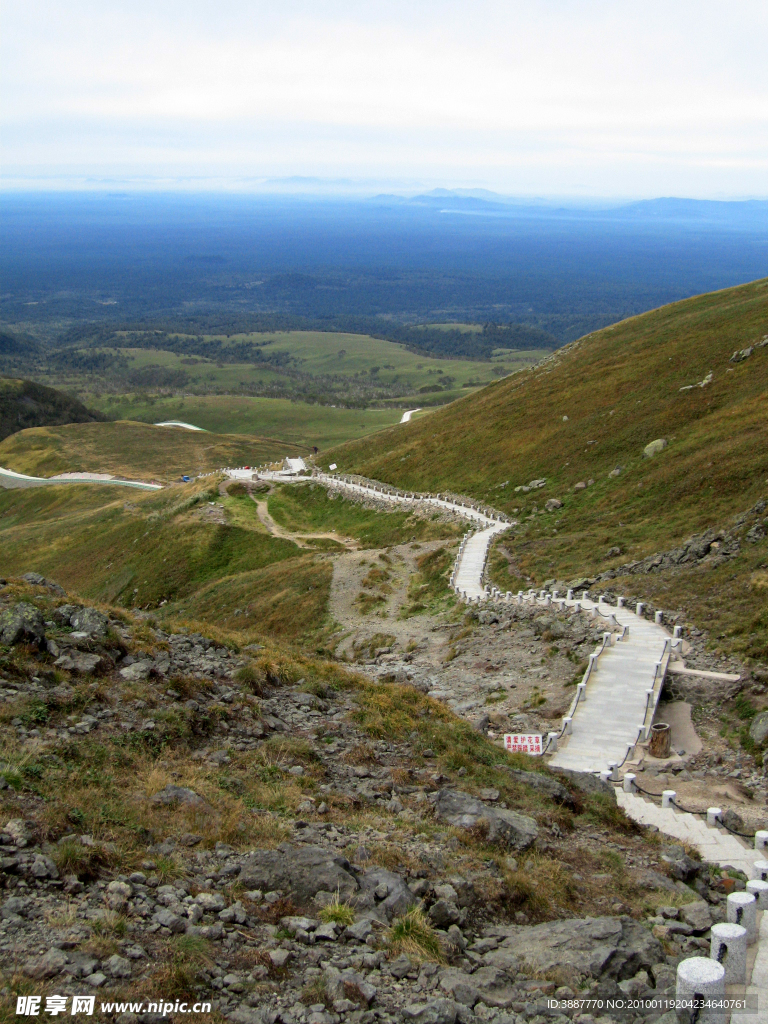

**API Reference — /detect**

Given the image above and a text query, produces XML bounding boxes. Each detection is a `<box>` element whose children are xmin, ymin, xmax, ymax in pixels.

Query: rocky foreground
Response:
<box><xmin>0</xmin><ymin>574</ymin><xmax>759</xmax><ymax>1024</ymax></box>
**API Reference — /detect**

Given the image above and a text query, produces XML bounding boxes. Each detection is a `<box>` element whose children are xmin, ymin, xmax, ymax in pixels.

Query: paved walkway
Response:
<box><xmin>154</xmin><ymin>420</ymin><xmax>205</xmax><ymax>431</ymax></box>
<box><xmin>744</xmin><ymin>910</ymin><xmax>768</xmax><ymax>1024</ymax></box>
<box><xmin>616</xmin><ymin>790</ymin><xmax>756</xmax><ymax>875</ymax></box>
<box><xmin>248</xmin><ymin>468</ymin><xmax>512</xmax><ymax>600</ymax></box>
<box><xmin>0</xmin><ymin>467</ymin><xmax>162</xmax><ymax>491</ymax></box>
<box><xmin>545</xmin><ymin>595</ymin><xmax>671</xmax><ymax>773</ymax></box>
<box><xmin>399</xmin><ymin>408</ymin><xmax>421</xmax><ymax>423</ymax></box>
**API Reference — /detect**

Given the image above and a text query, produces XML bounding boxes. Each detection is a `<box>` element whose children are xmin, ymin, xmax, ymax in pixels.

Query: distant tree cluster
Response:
<box><xmin>0</xmin><ymin>377</ymin><xmax>105</xmax><ymax>443</ymax></box>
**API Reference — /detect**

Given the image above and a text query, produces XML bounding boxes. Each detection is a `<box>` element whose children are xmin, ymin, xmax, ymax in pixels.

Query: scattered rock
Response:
<box><xmin>23</xmin><ymin>947</ymin><xmax>70</xmax><ymax>980</ymax></box>
<box><xmin>151</xmin><ymin>785</ymin><xmax>210</xmax><ymax>810</ymax></box>
<box><xmin>486</xmin><ymin>916</ymin><xmax>663</xmax><ymax>986</ymax></box>
<box><xmin>239</xmin><ymin>845</ymin><xmax>359</xmax><ymax>903</ymax></box>
<box><xmin>119</xmin><ymin>660</ymin><xmax>154</xmax><ymax>681</ymax></box>
<box><xmin>402</xmin><ymin>999</ymin><xmax>458</xmax><ymax>1024</ymax></box>
<box><xmin>54</xmin><ymin>651</ymin><xmax>106</xmax><ymax>675</ymax></box>
<box><xmin>0</xmin><ymin>602</ymin><xmax>45</xmax><ymax>646</ymax></box>
<box><xmin>434</xmin><ymin>788</ymin><xmax>538</xmax><ymax>850</ymax></box>
<box><xmin>69</xmin><ymin>607</ymin><xmax>108</xmax><ymax>637</ymax></box>
<box><xmin>749</xmin><ymin>711</ymin><xmax>768</xmax><ymax>746</ymax></box>
<box><xmin>643</xmin><ymin>439</ymin><xmax>668</xmax><ymax>458</ymax></box>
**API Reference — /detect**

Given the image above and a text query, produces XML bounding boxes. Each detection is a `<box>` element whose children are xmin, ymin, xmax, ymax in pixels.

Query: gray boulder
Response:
<box><xmin>749</xmin><ymin>711</ymin><xmax>768</xmax><ymax>747</ymax></box>
<box><xmin>54</xmin><ymin>651</ymin><xmax>105</xmax><ymax>676</ymax></box>
<box><xmin>439</xmin><ymin>965</ymin><xmax>516</xmax><ymax>1008</ymax></box>
<box><xmin>434</xmin><ymin>789</ymin><xmax>538</xmax><ymax>851</ymax></box>
<box><xmin>70</xmin><ymin>607</ymin><xmax>108</xmax><ymax>637</ymax></box>
<box><xmin>485</xmin><ymin>916</ymin><xmax>663</xmax><ymax>987</ymax></box>
<box><xmin>23</xmin><ymin>947</ymin><xmax>70</xmax><ymax>980</ymax></box>
<box><xmin>643</xmin><ymin>439</ymin><xmax>667</xmax><ymax>458</ymax></box>
<box><xmin>151</xmin><ymin>785</ymin><xmax>210</xmax><ymax>810</ymax></box>
<box><xmin>357</xmin><ymin>866</ymin><xmax>415</xmax><ymax>921</ymax></box>
<box><xmin>507</xmin><ymin>768</ymin><xmax>576</xmax><ymax>809</ymax></box>
<box><xmin>239</xmin><ymin>844</ymin><xmax>359</xmax><ymax>903</ymax></box>
<box><xmin>679</xmin><ymin>901</ymin><xmax>712</xmax><ymax>934</ymax></box>
<box><xmin>119</xmin><ymin>660</ymin><xmax>154</xmax><ymax>681</ymax></box>
<box><xmin>402</xmin><ymin>1000</ymin><xmax>458</xmax><ymax>1024</ymax></box>
<box><xmin>0</xmin><ymin>602</ymin><xmax>45</xmax><ymax>646</ymax></box>
<box><xmin>552</xmin><ymin>768</ymin><xmax>616</xmax><ymax>802</ymax></box>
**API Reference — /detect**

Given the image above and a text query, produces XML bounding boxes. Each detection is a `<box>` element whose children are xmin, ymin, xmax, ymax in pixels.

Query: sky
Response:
<box><xmin>2</xmin><ymin>0</ymin><xmax>767</xmax><ymax>198</ymax></box>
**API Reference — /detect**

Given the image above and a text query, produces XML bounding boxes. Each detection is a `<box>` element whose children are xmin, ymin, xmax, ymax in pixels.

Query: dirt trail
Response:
<box><xmin>249</xmin><ymin>494</ymin><xmax>360</xmax><ymax>550</ymax></box>
<box><xmin>329</xmin><ymin>541</ymin><xmax>450</xmax><ymax>661</ymax></box>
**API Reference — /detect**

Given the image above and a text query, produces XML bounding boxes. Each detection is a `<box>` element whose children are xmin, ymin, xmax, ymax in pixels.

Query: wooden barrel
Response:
<box><xmin>650</xmin><ymin>722</ymin><xmax>671</xmax><ymax>758</ymax></box>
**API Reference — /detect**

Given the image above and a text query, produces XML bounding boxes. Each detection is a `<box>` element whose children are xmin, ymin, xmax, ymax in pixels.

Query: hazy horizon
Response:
<box><xmin>3</xmin><ymin>1</ymin><xmax>767</xmax><ymax>199</ymax></box>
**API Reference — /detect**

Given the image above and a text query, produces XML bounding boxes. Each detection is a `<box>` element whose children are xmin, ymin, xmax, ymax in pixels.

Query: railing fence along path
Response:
<box><xmin>236</xmin><ymin>463</ymin><xmax>767</xmax><ymax>1010</ymax></box>
<box><xmin>249</xmin><ymin>466</ymin><xmax>514</xmax><ymax>602</ymax></box>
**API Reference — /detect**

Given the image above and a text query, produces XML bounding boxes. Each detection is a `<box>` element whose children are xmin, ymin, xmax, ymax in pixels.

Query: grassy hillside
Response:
<box><xmin>0</xmin><ymin>376</ymin><xmax>104</xmax><ymax>442</ymax></box>
<box><xmin>325</xmin><ymin>278</ymin><xmax>768</xmax><ymax>663</ymax></box>
<box><xmin>0</xmin><ymin>479</ymin><xmax>332</xmax><ymax>641</ymax></box>
<box><xmin>0</xmin><ymin>420</ymin><xmax>304</xmax><ymax>482</ymax></box>
<box><xmin>268</xmin><ymin>481</ymin><xmax>463</xmax><ymax>548</ymax></box>
<box><xmin>23</xmin><ymin>329</ymin><xmax>543</xmax><ymax>412</ymax></box>
<box><xmin>85</xmin><ymin>394</ymin><xmax>406</xmax><ymax>448</ymax></box>
<box><xmin>0</xmin><ymin>476</ymin><xmax>462</xmax><ymax>641</ymax></box>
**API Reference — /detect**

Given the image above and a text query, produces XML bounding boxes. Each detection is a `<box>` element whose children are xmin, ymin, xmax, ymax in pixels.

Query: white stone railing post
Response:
<box><xmin>726</xmin><ymin>892</ymin><xmax>757</xmax><ymax>944</ymax></box>
<box><xmin>746</xmin><ymin>879</ymin><xmax>768</xmax><ymax>910</ymax></box>
<box><xmin>710</xmin><ymin>923</ymin><xmax>747</xmax><ymax>984</ymax></box>
<box><xmin>675</xmin><ymin>958</ymin><xmax>725</xmax><ymax>1024</ymax></box>
<box><xmin>755</xmin><ymin>830</ymin><xmax>768</xmax><ymax>854</ymax></box>
<box><xmin>707</xmin><ymin>807</ymin><xmax>722</xmax><ymax>827</ymax></box>
<box><xmin>662</xmin><ymin>789</ymin><xmax>676</xmax><ymax>808</ymax></box>
<box><xmin>623</xmin><ymin>773</ymin><xmax>636</xmax><ymax>793</ymax></box>
<box><xmin>753</xmin><ymin>859</ymin><xmax>768</xmax><ymax>882</ymax></box>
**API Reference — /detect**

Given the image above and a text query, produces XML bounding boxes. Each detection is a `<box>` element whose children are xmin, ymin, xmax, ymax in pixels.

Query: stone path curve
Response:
<box><xmin>616</xmin><ymin>790</ymin><xmax>757</xmax><ymax>876</ymax></box>
<box><xmin>154</xmin><ymin>420</ymin><xmax>206</xmax><ymax>431</ymax></box>
<box><xmin>545</xmin><ymin>593</ymin><xmax>671</xmax><ymax>773</ymax></box>
<box><xmin>399</xmin><ymin>408</ymin><xmax>421</xmax><ymax>423</ymax></box>
<box><xmin>250</xmin><ymin>467</ymin><xmax>512</xmax><ymax>601</ymax></box>
<box><xmin>224</xmin><ymin>466</ymin><xmax>768</xmax><ymax>1010</ymax></box>
<box><xmin>0</xmin><ymin>466</ymin><xmax>162</xmax><ymax>491</ymax></box>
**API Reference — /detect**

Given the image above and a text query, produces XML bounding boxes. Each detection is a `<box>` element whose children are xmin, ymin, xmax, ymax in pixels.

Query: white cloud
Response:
<box><xmin>2</xmin><ymin>0</ymin><xmax>767</xmax><ymax>195</ymax></box>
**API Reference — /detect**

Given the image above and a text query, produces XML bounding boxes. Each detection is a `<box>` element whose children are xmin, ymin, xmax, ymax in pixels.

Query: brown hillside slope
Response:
<box><xmin>0</xmin><ymin>420</ymin><xmax>304</xmax><ymax>482</ymax></box>
<box><xmin>325</xmin><ymin>279</ymin><xmax>768</xmax><ymax>664</ymax></box>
